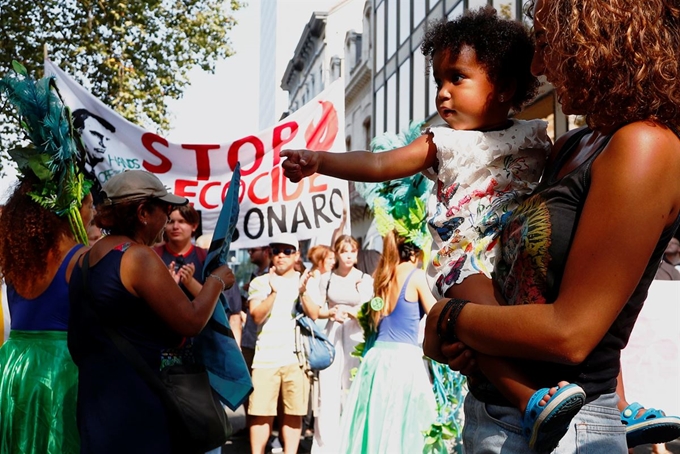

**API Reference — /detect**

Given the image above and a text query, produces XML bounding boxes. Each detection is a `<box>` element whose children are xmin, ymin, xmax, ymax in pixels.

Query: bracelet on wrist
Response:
<box><xmin>207</xmin><ymin>274</ymin><xmax>226</xmax><ymax>292</ymax></box>
<box><xmin>437</xmin><ymin>298</ymin><xmax>470</xmax><ymax>342</ymax></box>
<box><xmin>436</xmin><ymin>298</ymin><xmax>457</xmax><ymax>338</ymax></box>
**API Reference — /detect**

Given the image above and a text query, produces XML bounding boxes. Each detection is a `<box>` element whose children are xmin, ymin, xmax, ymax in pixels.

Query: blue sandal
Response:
<box><xmin>621</xmin><ymin>402</ymin><xmax>680</xmax><ymax>447</ymax></box>
<box><xmin>522</xmin><ymin>383</ymin><xmax>586</xmax><ymax>452</ymax></box>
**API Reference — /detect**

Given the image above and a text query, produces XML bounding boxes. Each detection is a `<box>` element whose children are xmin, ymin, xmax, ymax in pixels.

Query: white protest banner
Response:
<box><xmin>45</xmin><ymin>59</ymin><xmax>349</xmax><ymax>248</ymax></box>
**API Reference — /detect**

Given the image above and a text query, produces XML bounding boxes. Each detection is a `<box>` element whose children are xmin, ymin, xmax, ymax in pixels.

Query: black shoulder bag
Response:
<box><xmin>80</xmin><ymin>251</ymin><xmax>230</xmax><ymax>453</ymax></box>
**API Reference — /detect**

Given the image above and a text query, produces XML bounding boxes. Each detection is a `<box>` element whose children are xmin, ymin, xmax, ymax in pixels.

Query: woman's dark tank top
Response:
<box><xmin>477</xmin><ymin>127</ymin><xmax>680</xmax><ymax>403</ymax></box>
<box><xmin>8</xmin><ymin>244</ymin><xmax>83</xmax><ymax>331</ymax></box>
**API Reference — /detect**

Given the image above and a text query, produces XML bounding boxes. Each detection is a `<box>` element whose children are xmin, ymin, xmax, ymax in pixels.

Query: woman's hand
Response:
<box><xmin>280</xmin><ymin>149</ymin><xmax>320</xmax><ymax>183</ymax></box>
<box><xmin>333</xmin><ymin>305</ymin><xmax>348</xmax><ymax>323</ymax></box>
<box><xmin>211</xmin><ymin>264</ymin><xmax>236</xmax><ymax>290</ymax></box>
<box><xmin>441</xmin><ymin>342</ymin><xmax>478</xmax><ymax>376</ymax></box>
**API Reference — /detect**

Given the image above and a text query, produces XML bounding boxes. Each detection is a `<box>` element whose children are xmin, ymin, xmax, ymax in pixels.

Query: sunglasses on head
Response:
<box><xmin>272</xmin><ymin>247</ymin><xmax>296</xmax><ymax>256</ymax></box>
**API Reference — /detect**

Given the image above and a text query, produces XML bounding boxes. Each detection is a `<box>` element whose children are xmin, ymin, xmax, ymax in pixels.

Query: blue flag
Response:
<box><xmin>195</xmin><ymin>163</ymin><xmax>253</xmax><ymax>410</ymax></box>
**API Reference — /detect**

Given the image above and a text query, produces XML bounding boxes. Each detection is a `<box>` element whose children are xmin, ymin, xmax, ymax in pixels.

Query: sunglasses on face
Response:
<box><xmin>272</xmin><ymin>247</ymin><xmax>296</xmax><ymax>256</ymax></box>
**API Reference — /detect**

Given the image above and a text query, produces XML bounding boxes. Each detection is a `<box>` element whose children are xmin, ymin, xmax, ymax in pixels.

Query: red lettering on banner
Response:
<box><xmin>141</xmin><ymin>133</ymin><xmax>172</xmax><ymax>173</ymax></box>
<box><xmin>228</xmin><ymin>136</ymin><xmax>265</xmax><ymax>176</ymax></box>
<box><xmin>248</xmin><ymin>172</ymin><xmax>269</xmax><ymax>204</ymax></box>
<box><xmin>271</xmin><ymin>122</ymin><xmax>298</xmax><ymax>167</ymax></box>
<box><xmin>182</xmin><ymin>144</ymin><xmax>221</xmax><ymax>180</ymax></box>
<box><xmin>175</xmin><ymin>179</ymin><xmax>198</xmax><ymax>199</ymax></box>
<box><xmin>199</xmin><ymin>181</ymin><xmax>221</xmax><ymax>209</ymax></box>
<box><xmin>282</xmin><ymin>173</ymin><xmax>303</xmax><ymax>201</ymax></box>
<box><xmin>305</xmin><ymin>101</ymin><xmax>338</xmax><ymax>151</ymax></box>
<box><xmin>309</xmin><ymin>173</ymin><xmax>327</xmax><ymax>193</ymax></box>
<box><xmin>271</xmin><ymin>167</ymin><xmax>280</xmax><ymax>203</ymax></box>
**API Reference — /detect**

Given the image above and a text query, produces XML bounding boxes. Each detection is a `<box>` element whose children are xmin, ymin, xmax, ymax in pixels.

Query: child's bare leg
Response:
<box><xmin>446</xmin><ymin>275</ymin><xmax>542</xmax><ymax>411</ymax></box>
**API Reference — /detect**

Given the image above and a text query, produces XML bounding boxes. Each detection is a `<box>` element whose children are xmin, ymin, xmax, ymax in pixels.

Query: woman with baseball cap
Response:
<box><xmin>68</xmin><ymin>170</ymin><xmax>236</xmax><ymax>453</ymax></box>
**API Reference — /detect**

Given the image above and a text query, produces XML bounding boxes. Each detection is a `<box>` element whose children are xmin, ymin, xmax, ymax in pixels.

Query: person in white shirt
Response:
<box><xmin>248</xmin><ymin>233</ymin><xmax>322</xmax><ymax>454</ymax></box>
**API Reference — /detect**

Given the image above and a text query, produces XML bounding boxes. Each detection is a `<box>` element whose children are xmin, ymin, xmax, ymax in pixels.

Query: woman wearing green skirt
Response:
<box><xmin>0</xmin><ymin>66</ymin><xmax>95</xmax><ymax>454</ymax></box>
<box><xmin>0</xmin><ymin>174</ymin><xmax>94</xmax><ymax>454</ymax></box>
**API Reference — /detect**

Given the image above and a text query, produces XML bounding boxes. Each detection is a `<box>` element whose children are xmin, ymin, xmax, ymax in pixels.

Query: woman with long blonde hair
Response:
<box><xmin>312</xmin><ymin>235</ymin><xmax>373</xmax><ymax>453</ymax></box>
<box><xmin>338</xmin><ymin>230</ymin><xmax>441</xmax><ymax>454</ymax></box>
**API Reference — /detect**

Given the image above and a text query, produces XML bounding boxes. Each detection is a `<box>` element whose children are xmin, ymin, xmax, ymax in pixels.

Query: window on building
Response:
<box><xmin>427</xmin><ymin>60</ymin><xmax>438</xmax><ymax>118</ymax></box>
<box><xmin>363</xmin><ymin>118</ymin><xmax>371</xmax><ymax>150</ymax></box>
<box><xmin>468</xmin><ymin>0</ymin><xmax>488</xmax><ymax>10</ymax></box>
<box><xmin>355</xmin><ymin>35</ymin><xmax>363</xmax><ymax>69</ymax></box>
<box><xmin>429</xmin><ymin>0</ymin><xmax>440</xmax><ymax>11</ymax></box>
<box><xmin>363</xmin><ymin>10</ymin><xmax>371</xmax><ymax>64</ymax></box>
<box><xmin>448</xmin><ymin>0</ymin><xmax>464</xmax><ymax>19</ymax></box>
<box><xmin>386</xmin><ymin>73</ymin><xmax>397</xmax><ymax>134</ymax></box>
<box><xmin>399</xmin><ymin>0</ymin><xmax>410</xmax><ymax>45</ymax></box>
<box><xmin>413</xmin><ymin>51</ymin><xmax>426</xmax><ymax>122</ymax></box>
<box><xmin>414</xmin><ymin>0</ymin><xmax>425</xmax><ymax>27</ymax></box>
<box><xmin>387</xmin><ymin>0</ymin><xmax>397</xmax><ymax>58</ymax></box>
<box><xmin>375</xmin><ymin>85</ymin><xmax>385</xmax><ymax>135</ymax></box>
<box><xmin>375</xmin><ymin>2</ymin><xmax>385</xmax><ymax>72</ymax></box>
<box><xmin>399</xmin><ymin>58</ymin><xmax>411</xmax><ymax>131</ymax></box>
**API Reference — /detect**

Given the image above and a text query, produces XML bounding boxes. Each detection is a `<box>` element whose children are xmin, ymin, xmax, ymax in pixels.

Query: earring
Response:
<box><xmin>499</xmin><ymin>95</ymin><xmax>505</xmax><ymax>102</ymax></box>
<box><xmin>143</xmin><ymin>221</ymin><xmax>147</xmax><ymax>225</ymax></box>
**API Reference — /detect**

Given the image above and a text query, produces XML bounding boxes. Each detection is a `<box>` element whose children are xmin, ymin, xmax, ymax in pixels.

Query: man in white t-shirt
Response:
<box><xmin>248</xmin><ymin>233</ymin><xmax>321</xmax><ymax>454</ymax></box>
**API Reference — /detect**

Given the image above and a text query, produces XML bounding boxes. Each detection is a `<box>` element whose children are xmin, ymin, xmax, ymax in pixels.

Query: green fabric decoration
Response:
<box><xmin>0</xmin><ymin>61</ymin><xmax>92</xmax><ymax>245</ymax></box>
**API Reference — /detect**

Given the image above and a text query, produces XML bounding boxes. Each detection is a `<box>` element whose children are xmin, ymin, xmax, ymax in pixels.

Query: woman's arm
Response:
<box><xmin>429</xmin><ymin>122</ymin><xmax>680</xmax><ymax>364</ymax></box>
<box><xmin>281</xmin><ymin>134</ymin><xmax>438</xmax><ymax>183</ymax></box>
<box><xmin>414</xmin><ymin>269</ymin><xmax>438</xmax><ymax>314</ymax></box>
<box><xmin>121</xmin><ymin>245</ymin><xmax>235</xmax><ymax>337</ymax></box>
<box><xmin>299</xmin><ymin>271</ymin><xmax>321</xmax><ymax>320</ymax></box>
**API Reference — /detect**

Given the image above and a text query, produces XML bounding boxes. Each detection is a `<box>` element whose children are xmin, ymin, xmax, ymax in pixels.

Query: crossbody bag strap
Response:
<box><xmin>80</xmin><ymin>251</ymin><xmax>181</xmax><ymax>414</ymax></box>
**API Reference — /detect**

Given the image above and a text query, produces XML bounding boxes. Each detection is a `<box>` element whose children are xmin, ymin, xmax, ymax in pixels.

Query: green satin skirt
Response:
<box><xmin>0</xmin><ymin>330</ymin><xmax>79</xmax><ymax>454</ymax></box>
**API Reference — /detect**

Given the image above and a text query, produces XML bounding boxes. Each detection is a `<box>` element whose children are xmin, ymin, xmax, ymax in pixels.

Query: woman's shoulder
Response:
<box><xmin>601</xmin><ymin>122</ymin><xmax>680</xmax><ymax>169</ymax></box>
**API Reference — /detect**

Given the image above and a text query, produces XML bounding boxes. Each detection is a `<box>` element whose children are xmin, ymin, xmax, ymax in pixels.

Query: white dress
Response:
<box><xmin>312</xmin><ymin>268</ymin><xmax>374</xmax><ymax>453</ymax></box>
<box><xmin>426</xmin><ymin>119</ymin><xmax>551</xmax><ymax>298</ymax></box>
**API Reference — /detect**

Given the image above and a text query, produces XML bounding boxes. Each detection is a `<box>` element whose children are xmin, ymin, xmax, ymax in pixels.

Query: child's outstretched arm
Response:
<box><xmin>281</xmin><ymin>133</ymin><xmax>437</xmax><ymax>183</ymax></box>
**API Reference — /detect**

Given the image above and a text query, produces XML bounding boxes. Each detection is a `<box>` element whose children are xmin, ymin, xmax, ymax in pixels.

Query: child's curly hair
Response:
<box><xmin>421</xmin><ymin>6</ymin><xmax>539</xmax><ymax>113</ymax></box>
<box><xmin>526</xmin><ymin>0</ymin><xmax>680</xmax><ymax>131</ymax></box>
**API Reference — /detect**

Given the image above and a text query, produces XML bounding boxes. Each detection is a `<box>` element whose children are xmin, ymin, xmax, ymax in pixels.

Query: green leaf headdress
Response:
<box><xmin>0</xmin><ymin>61</ymin><xmax>92</xmax><ymax>245</ymax></box>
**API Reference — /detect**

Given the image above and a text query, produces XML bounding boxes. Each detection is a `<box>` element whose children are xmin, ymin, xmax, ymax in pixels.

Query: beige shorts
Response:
<box><xmin>248</xmin><ymin>363</ymin><xmax>309</xmax><ymax>416</ymax></box>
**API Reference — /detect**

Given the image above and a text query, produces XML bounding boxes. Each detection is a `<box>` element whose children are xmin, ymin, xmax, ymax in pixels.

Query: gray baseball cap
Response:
<box><xmin>100</xmin><ymin>170</ymin><xmax>188</xmax><ymax>206</ymax></box>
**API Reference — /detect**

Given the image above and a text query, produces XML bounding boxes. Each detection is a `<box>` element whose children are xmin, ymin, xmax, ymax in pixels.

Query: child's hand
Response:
<box><xmin>281</xmin><ymin>149</ymin><xmax>320</xmax><ymax>182</ymax></box>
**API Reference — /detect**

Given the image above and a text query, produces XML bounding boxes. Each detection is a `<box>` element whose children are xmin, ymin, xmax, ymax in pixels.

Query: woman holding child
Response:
<box><xmin>424</xmin><ymin>0</ymin><xmax>680</xmax><ymax>452</ymax></box>
<box><xmin>282</xmin><ymin>1</ymin><xmax>680</xmax><ymax>452</ymax></box>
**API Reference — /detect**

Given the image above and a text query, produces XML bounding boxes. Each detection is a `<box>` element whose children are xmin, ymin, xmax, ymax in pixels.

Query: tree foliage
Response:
<box><xmin>0</xmin><ymin>0</ymin><xmax>243</xmax><ymax>172</ymax></box>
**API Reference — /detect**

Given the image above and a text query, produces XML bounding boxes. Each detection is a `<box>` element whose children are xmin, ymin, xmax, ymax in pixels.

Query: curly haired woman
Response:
<box><xmin>424</xmin><ymin>0</ymin><xmax>680</xmax><ymax>452</ymax></box>
<box><xmin>0</xmin><ymin>174</ymin><xmax>94</xmax><ymax>453</ymax></box>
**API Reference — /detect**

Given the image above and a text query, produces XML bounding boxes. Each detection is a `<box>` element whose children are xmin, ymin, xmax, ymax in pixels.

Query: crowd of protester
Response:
<box><xmin>3</xmin><ymin>2</ymin><xmax>680</xmax><ymax>454</ymax></box>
